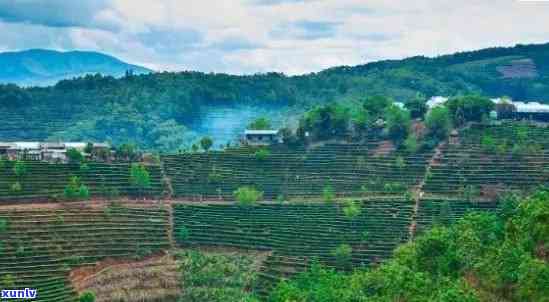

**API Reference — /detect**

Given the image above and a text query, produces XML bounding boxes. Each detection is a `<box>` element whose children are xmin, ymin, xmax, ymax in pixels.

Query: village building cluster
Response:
<box><xmin>427</xmin><ymin>96</ymin><xmax>549</xmax><ymax>122</ymax></box>
<box><xmin>0</xmin><ymin>142</ymin><xmax>110</xmax><ymax>162</ymax></box>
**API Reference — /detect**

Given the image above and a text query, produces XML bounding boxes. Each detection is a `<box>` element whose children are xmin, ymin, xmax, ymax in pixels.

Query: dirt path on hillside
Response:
<box><xmin>408</xmin><ymin>141</ymin><xmax>446</xmax><ymax>240</ymax></box>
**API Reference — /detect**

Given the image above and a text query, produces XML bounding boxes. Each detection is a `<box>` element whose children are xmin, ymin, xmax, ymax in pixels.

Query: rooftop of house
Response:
<box><xmin>244</xmin><ymin>130</ymin><xmax>279</xmax><ymax>135</ymax></box>
<box><xmin>427</xmin><ymin>96</ymin><xmax>549</xmax><ymax>113</ymax></box>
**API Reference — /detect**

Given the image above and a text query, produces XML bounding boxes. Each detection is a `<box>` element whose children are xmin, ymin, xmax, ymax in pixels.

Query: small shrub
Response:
<box><xmin>15</xmin><ymin>245</ymin><xmax>26</xmax><ymax>258</ymax></box>
<box><xmin>233</xmin><ymin>186</ymin><xmax>263</xmax><ymax>206</ymax></box>
<box><xmin>67</xmin><ymin>148</ymin><xmax>84</xmax><ymax>164</ymax></box>
<box><xmin>66</xmin><ymin>255</ymin><xmax>85</xmax><ymax>266</ymax></box>
<box><xmin>394</xmin><ymin>156</ymin><xmax>406</xmax><ymax>169</ymax></box>
<box><xmin>0</xmin><ymin>218</ymin><xmax>7</xmax><ymax>233</ymax></box>
<box><xmin>384</xmin><ymin>182</ymin><xmax>406</xmax><ymax>194</ymax></box>
<box><xmin>130</xmin><ymin>163</ymin><xmax>151</xmax><ymax>197</ymax></box>
<box><xmin>106</xmin><ymin>187</ymin><xmax>120</xmax><ymax>200</ymax></box>
<box><xmin>437</xmin><ymin>201</ymin><xmax>452</xmax><ymax>226</ymax></box>
<box><xmin>404</xmin><ymin>135</ymin><xmax>419</xmax><ymax>153</ymax></box>
<box><xmin>481</xmin><ymin>135</ymin><xmax>497</xmax><ymax>153</ymax></box>
<box><xmin>1</xmin><ymin>274</ymin><xmax>15</xmax><ymax>288</ymax></box>
<box><xmin>177</xmin><ymin>226</ymin><xmax>190</xmax><ymax>242</ymax></box>
<box><xmin>84</xmin><ymin>142</ymin><xmax>94</xmax><ymax>154</ymax></box>
<box><xmin>361</xmin><ymin>231</ymin><xmax>370</xmax><ymax>243</ymax></box>
<box><xmin>276</xmin><ymin>194</ymin><xmax>286</xmax><ymax>203</ymax></box>
<box><xmin>343</xmin><ymin>201</ymin><xmax>362</xmax><ymax>220</ymax></box>
<box><xmin>511</xmin><ymin>143</ymin><xmax>524</xmax><ymax>158</ymax></box>
<box><xmin>135</xmin><ymin>244</ymin><xmax>152</xmax><ymax>259</ymax></box>
<box><xmin>404</xmin><ymin>190</ymin><xmax>414</xmax><ymax>202</ymax></box>
<box><xmin>12</xmin><ymin>160</ymin><xmax>27</xmax><ymax>178</ymax></box>
<box><xmin>207</xmin><ymin>171</ymin><xmax>223</xmax><ymax>184</ymax></box>
<box><xmin>79</xmin><ymin>163</ymin><xmax>90</xmax><ymax>172</ymax></box>
<box><xmin>331</xmin><ymin>244</ymin><xmax>352</xmax><ymax>267</ymax></box>
<box><xmin>323</xmin><ymin>184</ymin><xmax>335</xmax><ymax>203</ymax></box>
<box><xmin>79</xmin><ymin>185</ymin><xmax>90</xmax><ymax>200</ymax></box>
<box><xmin>55</xmin><ymin>215</ymin><xmax>64</xmax><ymax>225</ymax></box>
<box><xmin>103</xmin><ymin>206</ymin><xmax>113</xmax><ymax>219</ymax></box>
<box><xmin>200</xmin><ymin>137</ymin><xmax>213</xmax><ymax>152</ymax></box>
<box><xmin>360</xmin><ymin>185</ymin><xmax>369</xmax><ymax>196</ymax></box>
<box><xmin>254</xmin><ymin>148</ymin><xmax>271</xmax><ymax>161</ymax></box>
<box><xmin>79</xmin><ymin>291</ymin><xmax>96</xmax><ymax>302</ymax></box>
<box><xmin>463</xmin><ymin>185</ymin><xmax>480</xmax><ymax>202</ymax></box>
<box><xmin>64</xmin><ymin>176</ymin><xmax>82</xmax><ymax>200</ymax></box>
<box><xmin>10</xmin><ymin>182</ymin><xmax>22</xmax><ymax>197</ymax></box>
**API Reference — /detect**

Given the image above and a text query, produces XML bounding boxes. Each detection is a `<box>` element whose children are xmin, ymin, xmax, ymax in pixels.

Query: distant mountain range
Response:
<box><xmin>0</xmin><ymin>49</ymin><xmax>152</xmax><ymax>86</ymax></box>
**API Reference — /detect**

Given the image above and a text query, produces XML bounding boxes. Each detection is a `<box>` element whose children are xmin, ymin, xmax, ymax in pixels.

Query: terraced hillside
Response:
<box><xmin>0</xmin><ymin>204</ymin><xmax>170</xmax><ymax>301</ymax></box>
<box><xmin>0</xmin><ymin>161</ymin><xmax>164</xmax><ymax>200</ymax></box>
<box><xmin>0</xmin><ymin>110</ymin><xmax>76</xmax><ymax>141</ymax></box>
<box><xmin>3</xmin><ymin>121</ymin><xmax>549</xmax><ymax>300</ymax></box>
<box><xmin>415</xmin><ymin>199</ymin><xmax>500</xmax><ymax>234</ymax></box>
<box><xmin>423</xmin><ymin>122</ymin><xmax>549</xmax><ymax>199</ymax></box>
<box><xmin>173</xmin><ymin>200</ymin><xmax>413</xmax><ymax>295</ymax></box>
<box><xmin>163</xmin><ymin>142</ymin><xmax>433</xmax><ymax>200</ymax></box>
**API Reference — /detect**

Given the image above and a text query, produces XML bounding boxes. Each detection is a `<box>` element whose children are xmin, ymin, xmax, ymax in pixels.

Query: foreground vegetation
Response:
<box><xmin>269</xmin><ymin>191</ymin><xmax>549</xmax><ymax>302</ymax></box>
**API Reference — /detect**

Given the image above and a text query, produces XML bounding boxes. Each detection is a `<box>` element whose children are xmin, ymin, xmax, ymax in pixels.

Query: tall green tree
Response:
<box><xmin>405</xmin><ymin>94</ymin><xmax>427</xmax><ymax>119</ymax></box>
<box><xmin>66</xmin><ymin>148</ymin><xmax>84</xmax><ymax>164</ymax></box>
<box><xmin>363</xmin><ymin>95</ymin><xmax>392</xmax><ymax>118</ymax></box>
<box><xmin>298</xmin><ymin>104</ymin><xmax>351</xmax><ymax>141</ymax></box>
<box><xmin>248</xmin><ymin>117</ymin><xmax>272</xmax><ymax>130</ymax></box>
<box><xmin>446</xmin><ymin>95</ymin><xmax>495</xmax><ymax>126</ymax></box>
<box><xmin>200</xmin><ymin>137</ymin><xmax>213</xmax><ymax>152</ymax></box>
<box><xmin>13</xmin><ymin>160</ymin><xmax>27</xmax><ymax>178</ymax></box>
<box><xmin>425</xmin><ymin>106</ymin><xmax>452</xmax><ymax>141</ymax></box>
<box><xmin>384</xmin><ymin>105</ymin><xmax>411</xmax><ymax>144</ymax></box>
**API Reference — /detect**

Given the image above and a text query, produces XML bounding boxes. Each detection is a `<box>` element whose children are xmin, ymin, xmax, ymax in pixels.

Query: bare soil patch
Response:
<box><xmin>69</xmin><ymin>252</ymin><xmax>181</xmax><ymax>302</ymax></box>
<box><xmin>370</xmin><ymin>140</ymin><xmax>395</xmax><ymax>157</ymax></box>
<box><xmin>497</xmin><ymin>58</ymin><xmax>538</xmax><ymax>79</ymax></box>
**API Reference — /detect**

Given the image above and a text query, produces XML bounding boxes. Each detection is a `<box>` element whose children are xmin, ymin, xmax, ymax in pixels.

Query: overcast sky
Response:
<box><xmin>1</xmin><ymin>0</ymin><xmax>549</xmax><ymax>75</ymax></box>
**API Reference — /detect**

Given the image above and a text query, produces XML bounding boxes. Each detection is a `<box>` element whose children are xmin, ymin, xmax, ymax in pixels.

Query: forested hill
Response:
<box><xmin>1</xmin><ymin>42</ymin><xmax>549</xmax><ymax>151</ymax></box>
<box><xmin>0</xmin><ymin>49</ymin><xmax>151</xmax><ymax>86</ymax></box>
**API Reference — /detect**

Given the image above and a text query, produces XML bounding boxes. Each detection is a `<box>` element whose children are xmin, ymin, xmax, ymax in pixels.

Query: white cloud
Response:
<box><xmin>0</xmin><ymin>0</ymin><xmax>548</xmax><ymax>74</ymax></box>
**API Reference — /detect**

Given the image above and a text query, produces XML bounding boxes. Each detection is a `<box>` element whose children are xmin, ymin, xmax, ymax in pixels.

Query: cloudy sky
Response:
<box><xmin>1</xmin><ymin>0</ymin><xmax>549</xmax><ymax>75</ymax></box>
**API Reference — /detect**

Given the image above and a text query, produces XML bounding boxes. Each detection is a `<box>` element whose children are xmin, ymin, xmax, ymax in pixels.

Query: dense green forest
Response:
<box><xmin>1</xmin><ymin>42</ymin><xmax>549</xmax><ymax>151</ymax></box>
<box><xmin>268</xmin><ymin>191</ymin><xmax>549</xmax><ymax>302</ymax></box>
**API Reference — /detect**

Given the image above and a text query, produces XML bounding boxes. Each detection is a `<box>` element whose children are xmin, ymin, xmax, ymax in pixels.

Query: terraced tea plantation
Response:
<box><xmin>173</xmin><ymin>200</ymin><xmax>413</xmax><ymax>295</ymax></box>
<box><xmin>424</xmin><ymin>123</ymin><xmax>549</xmax><ymax>199</ymax></box>
<box><xmin>415</xmin><ymin>199</ymin><xmax>500</xmax><ymax>234</ymax></box>
<box><xmin>0</xmin><ymin>205</ymin><xmax>170</xmax><ymax>301</ymax></box>
<box><xmin>0</xmin><ymin>161</ymin><xmax>164</xmax><ymax>200</ymax></box>
<box><xmin>163</xmin><ymin>142</ymin><xmax>433</xmax><ymax>200</ymax></box>
<box><xmin>3</xmin><ymin>121</ymin><xmax>549</xmax><ymax>300</ymax></box>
